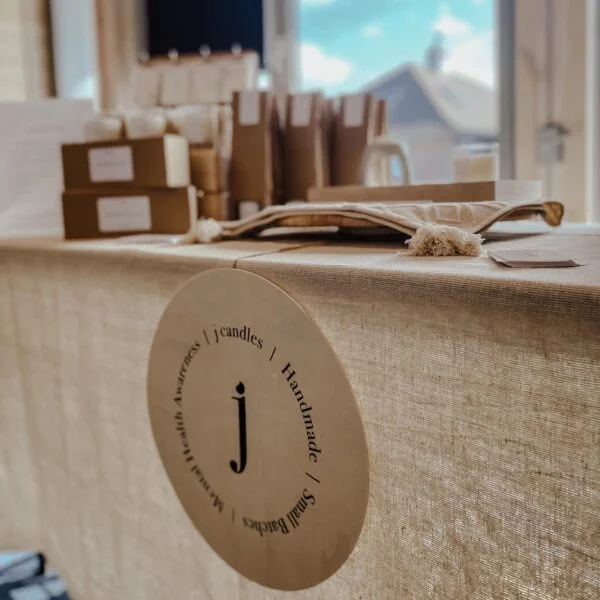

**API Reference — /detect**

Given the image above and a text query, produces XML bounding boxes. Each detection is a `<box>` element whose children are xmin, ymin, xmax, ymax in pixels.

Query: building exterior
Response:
<box><xmin>363</xmin><ymin>46</ymin><xmax>498</xmax><ymax>183</ymax></box>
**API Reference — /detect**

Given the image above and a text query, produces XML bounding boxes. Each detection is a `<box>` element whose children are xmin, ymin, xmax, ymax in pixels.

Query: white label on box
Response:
<box><xmin>89</xmin><ymin>146</ymin><xmax>134</xmax><ymax>183</ymax></box>
<box><xmin>344</xmin><ymin>94</ymin><xmax>365</xmax><ymax>127</ymax></box>
<box><xmin>291</xmin><ymin>93</ymin><xmax>312</xmax><ymax>127</ymax></box>
<box><xmin>239</xmin><ymin>91</ymin><xmax>260</xmax><ymax>126</ymax></box>
<box><xmin>97</xmin><ymin>196</ymin><xmax>151</xmax><ymax>232</ymax></box>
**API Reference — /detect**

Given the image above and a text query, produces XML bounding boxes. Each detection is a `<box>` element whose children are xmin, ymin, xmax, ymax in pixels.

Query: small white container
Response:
<box><xmin>239</xmin><ymin>201</ymin><xmax>260</xmax><ymax>219</ymax></box>
<box><xmin>166</xmin><ymin>106</ymin><xmax>187</xmax><ymax>134</ymax></box>
<box><xmin>124</xmin><ymin>110</ymin><xmax>167</xmax><ymax>139</ymax></box>
<box><xmin>83</xmin><ymin>115</ymin><xmax>123</xmax><ymax>142</ymax></box>
<box><xmin>453</xmin><ymin>143</ymin><xmax>499</xmax><ymax>182</ymax></box>
<box><xmin>182</xmin><ymin>105</ymin><xmax>219</xmax><ymax>145</ymax></box>
<box><xmin>168</xmin><ymin>105</ymin><xmax>219</xmax><ymax>145</ymax></box>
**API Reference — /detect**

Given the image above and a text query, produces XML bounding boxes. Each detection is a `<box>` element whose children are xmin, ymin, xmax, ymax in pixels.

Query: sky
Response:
<box><xmin>299</xmin><ymin>0</ymin><xmax>495</xmax><ymax>93</ymax></box>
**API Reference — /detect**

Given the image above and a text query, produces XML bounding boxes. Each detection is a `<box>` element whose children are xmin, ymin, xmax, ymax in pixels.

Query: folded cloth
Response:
<box><xmin>194</xmin><ymin>200</ymin><xmax>564</xmax><ymax>245</ymax></box>
<box><xmin>0</xmin><ymin>553</ymin><xmax>45</xmax><ymax>586</ymax></box>
<box><xmin>0</xmin><ymin>573</ymin><xmax>70</xmax><ymax>600</ymax></box>
<box><xmin>0</xmin><ymin>553</ymin><xmax>70</xmax><ymax>600</ymax></box>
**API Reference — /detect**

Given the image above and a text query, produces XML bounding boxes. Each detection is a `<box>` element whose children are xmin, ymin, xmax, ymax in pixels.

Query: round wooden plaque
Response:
<box><xmin>147</xmin><ymin>268</ymin><xmax>369</xmax><ymax>590</ymax></box>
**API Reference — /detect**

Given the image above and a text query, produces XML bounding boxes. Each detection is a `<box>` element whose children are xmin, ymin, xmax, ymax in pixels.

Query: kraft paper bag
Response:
<box><xmin>331</xmin><ymin>94</ymin><xmax>378</xmax><ymax>185</ymax></box>
<box><xmin>284</xmin><ymin>92</ymin><xmax>331</xmax><ymax>202</ymax></box>
<box><xmin>230</xmin><ymin>91</ymin><xmax>282</xmax><ymax>216</ymax></box>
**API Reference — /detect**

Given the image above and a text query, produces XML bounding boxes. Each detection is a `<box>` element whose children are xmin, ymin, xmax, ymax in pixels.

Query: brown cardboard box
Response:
<box><xmin>197</xmin><ymin>191</ymin><xmax>230</xmax><ymax>221</ymax></box>
<box><xmin>331</xmin><ymin>94</ymin><xmax>378</xmax><ymax>185</ymax></box>
<box><xmin>61</xmin><ymin>135</ymin><xmax>190</xmax><ymax>190</ymax></box>
<box><xmin>230</xmin><ymin>91</ymin><xmax>281</xmax><ymax>213</ymax></box>
<box><xmin>62</xmin><ymin>186</ymin><xmax>196</xmax><ymax>239</ymax></box>
<box><xmin>189</xmin><ymin>147</ymin><xmax>228</xmax><ymax>193</ymax></box>
<box><xmin>283</xmin><ymin>92</ymin><xmax>331</xmax><ymax>202</ymax></box>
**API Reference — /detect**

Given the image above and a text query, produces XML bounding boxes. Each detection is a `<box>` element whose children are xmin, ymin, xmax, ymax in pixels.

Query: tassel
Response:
<box><xmin>195</xmin><ymin>218</ymin><xmax>224</xmax><ymax>243</ymax></box>
<box><xmin>407</xmin><ymin>225</ymin><xmax>483</xmax><ymax>257</ymax></box>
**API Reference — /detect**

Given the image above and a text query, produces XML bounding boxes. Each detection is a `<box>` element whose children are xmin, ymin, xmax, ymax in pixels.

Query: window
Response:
<box><xmin>61</xmin><ymin>0</ymin><xmax>597</xmax><ymax>221</ymax></box>
<box><xmin>263</xmin><ymin>0</ymin><xmax>597</xmax><ymax>220</ymax></box>
<box><xmin>297</xmin><ymin>0</ymin><xmax>498</xmax><ymax>184</ymax></box>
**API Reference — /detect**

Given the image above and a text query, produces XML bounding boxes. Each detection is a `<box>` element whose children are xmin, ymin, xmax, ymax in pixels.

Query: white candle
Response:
<box><xmin>239</xmin><ymin>201</ymin><xmax>260</xmax><ymax>219</ymax></box>
<box><xmin>83</xmin><ymin>115</ymin><xmax>123</xmax><ymax>142</ymax></box>
<box><xmin>183</xmin><ymin>106</ymin><xmax>218</xmax><ymax>145</ymax></box>
<box><xmin>453</xmin><ymin>145</ymin><xmax>499</xmax><ymax>182</ymax></box>
<box><xmin>124</xmin><ymin>110</ymin><xmax>167</xmax><ymax>139</ymax></box>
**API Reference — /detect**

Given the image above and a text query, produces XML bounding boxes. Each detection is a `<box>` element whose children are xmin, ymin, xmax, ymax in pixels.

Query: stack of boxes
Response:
<box><xmin>189</xmin><ymin>145</ymin><xmax>230</xmax><ymax>222</ymax></box>
<box><xmin>172</xmin><ymin>102</ymin><xmax>232</xmax><ymax>222</ymax></box>
<box><xmin>61</xmin><ymin>135</ymin><xmax>195</xmax><ymax>239</ymax></box>
<box><xmin>58</xmin><ymin>90</ymin><xmax>389</xmax><ymax>240</ymax></box>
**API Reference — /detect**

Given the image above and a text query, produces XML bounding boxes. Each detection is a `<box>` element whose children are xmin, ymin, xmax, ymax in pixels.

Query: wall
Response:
<box><xmin>95</xmin><ymin>0</ymin><xmax>145</xmax><ymax>110</ymax></box>
<box><xmin>0</xmin><ymin>0</ymin><xmax>53</xmax><ymax>101</ymax></box>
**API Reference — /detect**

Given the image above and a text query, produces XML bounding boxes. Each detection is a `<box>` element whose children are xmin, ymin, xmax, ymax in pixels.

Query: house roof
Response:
<box><xmin>363</xmin><ymin>62</ymin><xmax>497</xmax><ymax>138</ymax></box>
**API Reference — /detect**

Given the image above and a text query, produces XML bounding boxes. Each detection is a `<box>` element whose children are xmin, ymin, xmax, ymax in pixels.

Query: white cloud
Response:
<box><xmin>301</xmin><ymin>43</ymin><xmax>352</xmax><ymax>85</ymax></box>
<box><xmin>434</xmin><ymin>11</ymin><xmax>472</xmax><ymax>37</ymax></box>
<box><xmin>363</xmin><ymin>23</ymin><xmax>383</xmax><ymax>39</ymax></box>
<box><xmin>443</xmin><ymin>30</ymin><xmax>496</xmax><ymax>87</ymax></box>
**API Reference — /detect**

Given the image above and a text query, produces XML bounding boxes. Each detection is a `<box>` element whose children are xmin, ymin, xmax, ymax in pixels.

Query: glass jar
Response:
<box><xmin>453</xmin><ymin>142</ymin><xmax>499</xmax><ymax>182</ymax></box>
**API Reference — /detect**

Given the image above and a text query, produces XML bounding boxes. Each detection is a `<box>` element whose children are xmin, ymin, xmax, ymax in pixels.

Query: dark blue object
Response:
<box><xmin>0</xmin><ymin>553</ymin><xmax>45</xmax><ymax>586</ymax></box>
<box><xmin>0</xmin><ymin>553</ymin><xmax>71</xmax><ymax>600</ymax></box>
<box><xmin>145</xmin><ymin>0</ymin><xmax>264</xmax><ymax>64</ymax></box>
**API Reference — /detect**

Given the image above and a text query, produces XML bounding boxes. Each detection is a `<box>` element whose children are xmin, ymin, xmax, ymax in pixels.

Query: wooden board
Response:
<box><xmin>307</xmin><ymin>180</ymin><xmax>542</xmax><ymax>203</ymax></box>
<box><xmin>147</xmin><ymin>268</ymin><xmax>369</xmax><ymax>591</ymax></box>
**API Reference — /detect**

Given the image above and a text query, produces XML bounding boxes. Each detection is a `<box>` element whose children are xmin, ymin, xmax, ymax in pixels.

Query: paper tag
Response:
<box><xmin>147</xmin><ymin>269</ymin><xmax>369</xmax><ymax>591</ymax></box>
<box><xmin>291</xmin><ymin>94</ymin><xmax>312</xmax><ymax>127</ymax></box>
<box><xmin>88</xmin><ymin>146</ymin><xmax>134</xmax><ymax>183</ymax></box>
<box><xmin>159</xmin><ymin>64</ymin><xmax>190</xmax><ymax>106</ymax></box>
<box><xmin>97</xmin><ymin>196</ymin><xmax>151</xmax><ymax>232</ymax></box>
<box><xmin>238</xmin><ymin>91</ymin><xmax>260</xmax><ymax>126</ymax></box>
<box><xmin>343</xmin><ymin>94</ymin><xmax>365</xmax><ymax>127</ymax></box>
<box><xmin>488</xmin><ymin>249</ymin><xmax>582</xmax><ymax>268</ymax></box>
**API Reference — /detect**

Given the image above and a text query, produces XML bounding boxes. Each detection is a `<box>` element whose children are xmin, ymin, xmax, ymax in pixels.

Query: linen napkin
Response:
<box><xmin>194</xmin><ymin>200</ymin><xmax>564</xmax><ymax>256</ymax></box>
